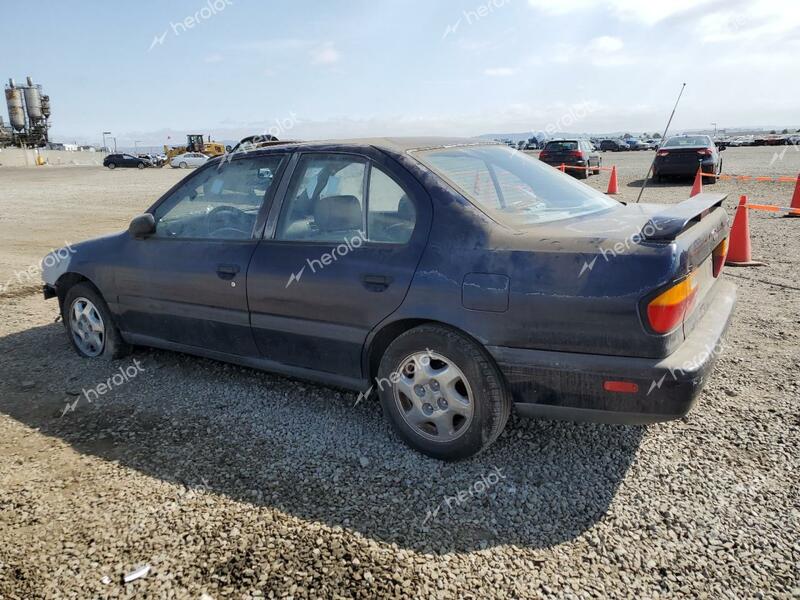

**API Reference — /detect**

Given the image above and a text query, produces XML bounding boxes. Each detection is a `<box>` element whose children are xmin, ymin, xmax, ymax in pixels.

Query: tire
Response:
<box><xmin>577</xmin><ymin>167</ymin><xmax>589</xmax><ymax>180</ymax></box>
<box><xmin>137</xmin><ymin>162</ymin><xmax>145</xmax><ymax>170</ymax></box>
<box><xmin>179</xmin><ymin>161</ymin><xmax>188</xmax><ymax>169</ymax></box>
<box><xmin>107</xmin><ymin>162</ymin><xmax>116</xmax><ymax>169</ymax></box>
<box><xmin>62</xmin><ymin>282</ymin><xmax>131</xmax><ymax>360</ymax></box>
<box><xmin>376</xmin><ymin>324</ymin><xmax>511</xmax><ymax>461</ymax></box>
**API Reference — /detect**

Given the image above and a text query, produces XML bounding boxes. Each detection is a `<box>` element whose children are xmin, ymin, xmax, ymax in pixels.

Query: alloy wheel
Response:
<box><xmin>69</xmin><ymin>297</ymin><xmax>105</xmax><ymax>357</ymax></box>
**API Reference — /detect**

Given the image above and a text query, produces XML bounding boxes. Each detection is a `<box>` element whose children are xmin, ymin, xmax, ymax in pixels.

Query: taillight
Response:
<box><xmin>697</xmin><ymin>148</ymin><xmax>713</xmax><ymax>156</ymax></box>
<box><xmin>712</xmin><ymin>238</ymin><xmax>728</xmax><ymax>277</ymax></box>
<box><xmin>646</xmin><ymin>273</ymin><xmax>699</xmax><ymax>334</ymax></box>
<box><xmin>570</xmin><ymin>150</ymin><xmax>584</xmax><ymax>159</ymax></box>
<box><xmin>657</xmin><ymin>150</ymin><xmax>669</xmax><ymax>157</ymax></box>
<box><xmin>539</xmin><ymin>152</ymin><xmax>548</xmax><ymax>160</ymax></box>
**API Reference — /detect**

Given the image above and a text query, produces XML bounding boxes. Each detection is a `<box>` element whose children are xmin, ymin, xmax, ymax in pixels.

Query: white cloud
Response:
<box><xmin>484</xmin><ymin>67</ymin><xmax>516</xmax><ymax>77</ymax></box>
<box><xmin>311</xmin><ymin>43</ymin><xmax>341</xmax><ymax>65</ymax></box>
<box><xmin>589</xmin><ymin>35</ymin><xmax>623</xmax><ymax>53</ymax></box>
<box><xmin>527</xmin><ymin>0</ymin><xmax>715</xmax><ymax>25</ymax></box>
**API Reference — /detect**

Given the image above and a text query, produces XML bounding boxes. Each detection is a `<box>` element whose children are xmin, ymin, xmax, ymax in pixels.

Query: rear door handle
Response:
<box><xmin>362</xmin><ymin>274</ymin><xmax>392</xmax><ymax>291</ymax></box>
<box><xmin>216</xmin><ymin>264</ymin><xmax>241</xmax><ymax>280</ymax></box>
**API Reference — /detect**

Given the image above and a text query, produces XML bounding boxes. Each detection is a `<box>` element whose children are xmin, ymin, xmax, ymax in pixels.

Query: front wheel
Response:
<box><xmin>137</xmin><ymin>162</ymin><xmax>145</xmax><ymax>170</ymax></box>
<box><xmin>179</xmin><ymin>161</ymin><xmax>188</xmax><ymax>169</ymax></box>
<box><xmin>377</xmin><ymin>324</ymin><xmax>511</xmax><ymax>460</ymax></box>
<box><xmin>107</xmin><ymin>162</ymin><xmax>116</xmax><ymax>169</ymax></box>
<box><xmin>62</xmin><ymin>283</ymin><xmax>131</xmax><ymax>360</ymax></box>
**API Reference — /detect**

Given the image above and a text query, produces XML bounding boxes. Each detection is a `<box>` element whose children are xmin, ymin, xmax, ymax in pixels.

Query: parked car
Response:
<box><xmin>103</xmin><ymin>153</ymin><xmax>151</xmax><ymax>170</ymax></box>
<box><xmin>599</xmin><ymin>139</ymin><xmax>628</xmax><ymax>152</ymax></box>
<box><xmin>643</xmin><ymin>139</ymin><xmax>660</xmax><ymax>150</ymax></box>
<box><xmin>170</xmin><ymin>152</ymin><xmax>210</xmax><ymax>169</ymax></box>
<box><xmin>625</xmin><ymin>139</ymin><xmax>649</xmax><ymax>151</ymax></box>
<box><xmin>42</xmin><ymin>138</ymin><xmax>735</xmax><ymax>460</ymax></box>
<box><xmin>653</xmin><ymin>135</ymin><xmax>724</xmax><ymax>184</ymax></box>
<box><xmin>538</xmin><ymin>139</ymin><xmax>601</xmax><ymax>179</ymax></box>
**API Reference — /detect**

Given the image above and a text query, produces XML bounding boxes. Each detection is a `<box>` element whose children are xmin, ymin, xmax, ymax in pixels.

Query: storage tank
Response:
<box><xmin>23</xmin><ymin>76</ymin><xmax>43</xmax><ymax>121</ymax></box>
<box><xmin>5</xmin><ymin>82</ymin><xmax>25</xmax><ymax>131</ymax></box>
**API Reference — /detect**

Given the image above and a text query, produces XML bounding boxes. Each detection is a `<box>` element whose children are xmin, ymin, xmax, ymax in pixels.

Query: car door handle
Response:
<box><xmin>216</xmin><ymin>264</ymin><xmax>241</xmax><ymax>280</ymax></box>
<box><xmin>362</xmin><ymin>274</ymin><xmax>392</xmax><ymax>291</ymax></box>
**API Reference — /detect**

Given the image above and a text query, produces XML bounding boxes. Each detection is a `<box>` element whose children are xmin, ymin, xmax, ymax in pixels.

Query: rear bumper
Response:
<box><xmin>488</xmin><ymin>279</ymin><xmax>736</xmax><ymax>425</ymax></box>
<box><xmin>655</xmin><ymin>158</ymin><xmax>717</xmax><ymax>176</ymax></box>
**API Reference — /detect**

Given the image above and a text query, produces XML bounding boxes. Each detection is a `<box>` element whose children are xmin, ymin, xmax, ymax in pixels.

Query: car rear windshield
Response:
<box><xmin>663</xmin><ymin>136</ymin><xmax>711</xmax><ymax>148</ymax></box>
<box><xmin>413</xmin><ymin>144</ymin><xmax>617</xmax><ymax>225</ymax></box>
<box><xmin>544</xmin><ymin>141</ymin><xmax>578</xmax><ymax>151</ymax></box>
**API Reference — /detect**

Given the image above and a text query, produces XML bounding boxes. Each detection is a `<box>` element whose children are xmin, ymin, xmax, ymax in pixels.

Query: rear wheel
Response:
<box><xmin>137</xmin><ymin>162</ymin><xmax>145</xmax><ymax>170</ymax></box>
<box><xmin>62</xmin><ymin>283</ymin><xmax>131</xmax><ymax>360</ymax></box>
<box><xmin>179</xmin><ymin>161</ymin><xmax>188</xmax><ymax>169</ymax></box>
<box><xmin>377</xmin><ymin>324</ymin><xmax>511</xmax><ymax>460</ymax></box>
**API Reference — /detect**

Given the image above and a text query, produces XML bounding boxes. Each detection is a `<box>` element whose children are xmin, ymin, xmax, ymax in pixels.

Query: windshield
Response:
<box><xmin>663</xmin><ymin>136</ymin><xmax>711</xmax><ymax>148</ymax></box>
<box><xmin>413</xmin><ymin>144</ymin><xmax>617</xmax><ymax>225</ymax></box>
<box><xmin>544</xmin><ymin>141</ymin><xmax>578</xmax><ymax>152</ymax></box>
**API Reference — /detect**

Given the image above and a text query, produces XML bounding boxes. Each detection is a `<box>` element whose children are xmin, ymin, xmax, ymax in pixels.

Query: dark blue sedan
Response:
<box><xmin>42</xmin><ymin>138</ymin><xmax>736</xmax><ymax>460</ymax></box>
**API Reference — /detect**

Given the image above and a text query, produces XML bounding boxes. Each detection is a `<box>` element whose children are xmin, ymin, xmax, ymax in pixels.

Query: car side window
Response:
<box><xmin>367</xmin><ymin>166</ymin><xmax>416</xmax><ymax>243</ymax></box>
<box><xmin>152</xmin><ymin>155</ymin><xmax>284</xmax><ymax>240</ymax></box>
<box><xmin>276</xmin><ymin>155</ymin><xmax>367</xmax><ymax>242</ymax></box>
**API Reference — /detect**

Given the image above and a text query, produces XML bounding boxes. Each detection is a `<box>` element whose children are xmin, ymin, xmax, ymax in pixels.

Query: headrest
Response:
<box><xmin>314</xmin><ymin>195</ymin><xmax>362</xmax><ymax>232</ymax></box>
<box><xmin>397</xmin><ymin>195</ymin><xmax>414</xmax><ymax>220</ymax></box>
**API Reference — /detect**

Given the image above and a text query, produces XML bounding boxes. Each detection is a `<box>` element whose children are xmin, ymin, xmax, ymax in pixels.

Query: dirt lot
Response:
<box><xmin>0</xmin><ymin>148</ymin><xmax>798</xmax><ymax>598</ymax></box>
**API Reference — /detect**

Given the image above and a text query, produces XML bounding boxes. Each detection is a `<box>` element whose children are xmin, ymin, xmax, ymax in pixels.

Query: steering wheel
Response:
<box><xmin>206</xmin><ymin>205</ymin><xmax>251</xmax><ymax>238</ymax></box>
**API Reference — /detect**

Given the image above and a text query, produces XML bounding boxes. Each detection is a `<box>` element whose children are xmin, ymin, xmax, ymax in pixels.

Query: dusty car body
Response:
<box><xmin>42</xmin><ymin>137</ymin><xmax>735</xmax><ymax>459</ymax></box>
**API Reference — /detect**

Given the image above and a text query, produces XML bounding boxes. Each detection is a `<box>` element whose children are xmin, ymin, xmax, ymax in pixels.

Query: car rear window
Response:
<box><xmin>663</xmin><ymin>136</ymin><xmax>711</xmax><ymax>148</ymax></box>
<box><xmin>544</xmin><ymin>141</ymin><xmax>578</xmax><ymax>151</ymax></box>
<box><xmin>413</xmin><ymin>144</ymin><xmax>617</xmax><ymax>226</ymax></box>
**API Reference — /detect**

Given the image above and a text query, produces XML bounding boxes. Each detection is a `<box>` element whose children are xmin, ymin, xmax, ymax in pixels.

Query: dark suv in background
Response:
<box><xmin>538</xmin><ymin>139</ymin><xmax>600</xmax><ymax>179</ymax></box>
<box><xmin>653</xmin><ymin>135</ymin><xmax>724</xmax><ymax>184</ymax></box>
<box><xmin>599</xmin><ymin>139</ymin><xmax>628</xmax><ymax>152</ymax></box>
<box><xmin>103</xmin><ymin>153</ymin><xmax>151</xmax><ymax>170</ymax></box>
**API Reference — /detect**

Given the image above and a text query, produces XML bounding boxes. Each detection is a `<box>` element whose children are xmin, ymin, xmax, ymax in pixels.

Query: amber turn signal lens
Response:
<box><xmin>712</xmin><ymin>238</ymin><xmax>728</xmax><ymax>277</ymax></box>
<box><xmin>647</xmin><ymin>273</ymin><xmax>698</xmax><ymax>334</ymax></box>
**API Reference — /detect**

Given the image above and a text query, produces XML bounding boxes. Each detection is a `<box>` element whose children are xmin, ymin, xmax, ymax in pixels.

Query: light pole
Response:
<box><xmin>711</xmin><ymin>122</ymin><xmax>717</xmax><ymax>137</ymax></box>
<box><xmin>102</xmin><ymin>131</ymin><xmax>111</xmax><ymax>152</ymax></box>
<box><xmin>112</xmin><ymin>137</ymin><xmax>117</xmax><ymax>153</ymax></box>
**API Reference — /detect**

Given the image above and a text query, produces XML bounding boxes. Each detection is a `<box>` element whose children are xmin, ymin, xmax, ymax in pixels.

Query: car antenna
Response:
<box><xmin>635</xmin><ymin>82</ymin><xmax>686</xmax><ymax>203</ymax></box>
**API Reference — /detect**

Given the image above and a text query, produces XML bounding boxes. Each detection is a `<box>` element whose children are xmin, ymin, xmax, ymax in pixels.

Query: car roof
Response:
<box><xmin>235</xmin><ymin>136</ymin><xmax>499</xmax><ymax>154</ymax></box>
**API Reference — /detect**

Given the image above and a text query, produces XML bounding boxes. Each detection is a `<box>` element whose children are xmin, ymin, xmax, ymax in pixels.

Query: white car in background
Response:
<box><xmin>170</xmin><ymin>152</ymin><xmax>210</xmax><ymax>169</ymax></box>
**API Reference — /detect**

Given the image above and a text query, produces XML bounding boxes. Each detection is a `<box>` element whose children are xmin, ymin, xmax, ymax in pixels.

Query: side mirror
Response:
<box><xmin>718</xmin><ymin>145</ymin><xmax>727</xmax><ymax>151</ymax></box>
<box><xmin>128</xmin><ymin>213</ymin><xmax>156</xmax><ymax>238</ymax></box>
<box><xmin>225</xmin><ymin>145</ymin><xmax>232</xmax><ymax>152</ymax></box>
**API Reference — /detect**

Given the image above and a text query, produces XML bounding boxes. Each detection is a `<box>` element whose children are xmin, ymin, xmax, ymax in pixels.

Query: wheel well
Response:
<box><xmin>366</xmin><ymin>319</ymin><xmax>493</xmax><ymax>381</ymax></box>
<box><xmin>55</xmin><ymin>273</ymin><xmax>96</xmax><ymax>308</ymax></box>
<box><xmin>366</xmin><ymin>319</ymin><xmax>430</xmax><ymax>380</ymax></box>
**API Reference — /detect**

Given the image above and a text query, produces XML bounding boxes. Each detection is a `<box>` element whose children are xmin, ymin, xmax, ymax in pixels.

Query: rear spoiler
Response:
<box><xmin>642</xmin><ymin>193</ymin><xmax>728</xmax><ymax>241</ymax></box>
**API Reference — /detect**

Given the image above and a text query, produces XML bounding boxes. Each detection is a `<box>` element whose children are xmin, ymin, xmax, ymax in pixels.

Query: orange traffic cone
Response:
<box><xmin>785</xmin><ymin>173</ymin><xmax>800</xmax><ymax>218</ymax></box>
<box><xmin>559</xmin><ymin>163</ymin><xmax>566</xmax><ymax>173</ymax></box>
<box><xmin>726</xmin><ymin>196</ymin><xmax>765</xmax><ymax>267</ymax></box>
<box><xmin>690</xmin><ymin>168</ymin><xmax>703</xmax><ymax>197</ymax></box>
<box><xmin>606</xmin><ymin>165</ymin><xmax>619</xmax><ymax>194</ymax></box>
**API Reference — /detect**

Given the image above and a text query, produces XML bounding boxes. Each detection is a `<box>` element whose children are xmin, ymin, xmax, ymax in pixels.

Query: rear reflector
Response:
<box><xmin>603</xmin><ymin>380</ymin><xmax>639</xmax><ymax>394</ymax></box>
<box><xmin>712</xmin><ymin>238</ymin><xmax>728</xmax><ymax>277</ymax></box>
<box><xmin>646</xmin><ymin>273</ymin><xmax>699</xmax><ymax>334</ymax></box>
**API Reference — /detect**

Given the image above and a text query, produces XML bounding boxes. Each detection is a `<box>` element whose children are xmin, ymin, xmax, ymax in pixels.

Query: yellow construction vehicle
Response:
<box><xmin>162</xmin><ymin>134</ymin><xmax>229</xmax><ymax>165</ymax></box>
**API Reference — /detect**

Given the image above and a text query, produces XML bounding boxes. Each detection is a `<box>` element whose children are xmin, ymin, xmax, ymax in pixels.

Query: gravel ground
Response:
<box><xmin>0</xmin><ymin>148</ymin><xmax>798</xmax><ymax>598</ymax></box>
